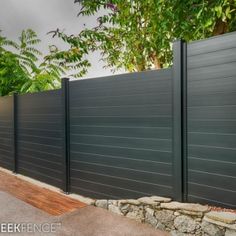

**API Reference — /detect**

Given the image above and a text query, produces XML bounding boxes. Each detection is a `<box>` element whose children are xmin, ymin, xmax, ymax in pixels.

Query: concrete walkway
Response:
<box><xmin>0</xmin><ymin>191</ymin><xmax>169</xmax><ymax>236</ymax></box>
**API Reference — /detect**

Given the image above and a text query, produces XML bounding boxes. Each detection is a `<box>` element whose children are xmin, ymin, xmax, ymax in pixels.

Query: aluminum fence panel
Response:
<box><xmin>17</xmin><ymin>90</ymin><xmax>64</xmax><ymax>188</ymax></box>
<box><xmin>69</xmin><ymin>69</ymin><xmax>174</xmax><ymax>199</ymax></box>
<box><xmin>187</xmin><ymin>32</ymin><xmax>236</xmax><ymax>208</ymax></box>
<box><xmin>0</xmin><ymin>96</ymin><xmax>14</xmax><ymax>171</ymax></box>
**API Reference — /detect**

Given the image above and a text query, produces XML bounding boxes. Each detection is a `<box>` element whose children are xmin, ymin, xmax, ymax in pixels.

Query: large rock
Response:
<box><xmin>201</xmin><ymin>221</ymin><xmax>225</xmax><ymax>236</ymax></box>
<box><xmin>95</xmin><ymin>200</ymin><xmax>108</xmax><ymax>209</ymax></box>
<box><xmin>138</xmin><ymin>197</ymin><xmax>160</xmax><ymax>207</ymax></box>
<box><xmin>118</xmin><ymin>199</ymin><xmax>141</xmax><ymax>206</ymax></box>
<box><xmin>203</xmin><ymin>216</ymin><xmax>236</xmax><ymax>230</ymax></box>
<box><xmin>155</xmin><ymin>210</ymin><xmax>175</xmax><ymax>229</ymax></box>
<box><xmin>161</xmin><ymin>202</ymin><xmax>209</xmax><ymax>213</ymax></box>
<box><xmin>178</xmin><ymin>209</ymin><xmax>203</xmax><ymax>217</ymax></box>
<box><xmin>205</xmin><ymin>211</ymin><xmax>236</xmax><ymax>224</ymax></box>
<box><xmin>145</xmin><ymin>208</ymin><xmax>157</xmax><ymax>227</ymax></box>
<box><xmin>174</xmin><ymin>215</ymin><xmax>198</xmax><ymax>233</ymax></box>
<box><xmin>119</xmin><ymin>203</ymin><xmax>130</xmax><ymax>215</ymax></box>
<box><xmin>125</xmin><ymin>205</ymin><xmax>144</xmax><ymax>222</ymax></box>
<box><xmin>150</xmin><ymin>196</ymin><xmax>172</xmax><ymax>203</ymax></box>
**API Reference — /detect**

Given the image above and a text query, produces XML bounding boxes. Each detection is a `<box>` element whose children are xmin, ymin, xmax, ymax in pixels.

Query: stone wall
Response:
<box><xmin>94</xmin><ymin>196</ymin><xmax>236</xmax><ymax>236</ymax></box>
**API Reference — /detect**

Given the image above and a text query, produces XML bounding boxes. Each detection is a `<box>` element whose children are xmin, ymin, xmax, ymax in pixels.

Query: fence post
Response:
<box><xmin>172</xmin><ymin>40</ymin><xmax>187</xmax><ymax>202</ymax></box>
<box><xmin>62</xmin><ymin>78</ymin><xmax>70</xmax><ymax>194</ymax></box>
<box><xmin>13</xmin><ymin>93</ymin><xmax>18</xmax><ymax>173</ymax></box>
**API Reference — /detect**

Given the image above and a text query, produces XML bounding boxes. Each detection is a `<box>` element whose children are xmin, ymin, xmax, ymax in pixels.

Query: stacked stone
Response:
<box><xmin>94</xmin><ymin>196</ymin><xmax>236</xmax><ymax>236</ymax></box>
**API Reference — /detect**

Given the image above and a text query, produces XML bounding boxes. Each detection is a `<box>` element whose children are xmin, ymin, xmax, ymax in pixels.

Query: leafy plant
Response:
<box><xmin>54</xmin><ymin>0</ymin><xmax>236</xmax><ymax>72</ymax></box>
<box><xmin>0</xmin><ymin>32</ymin><xmax>29</xmax><ymax>96</ymax></box>
<box><xmin>0</xmin><ymin>29</ymin><xmax>91</xmax><ymax>96</ymax></box>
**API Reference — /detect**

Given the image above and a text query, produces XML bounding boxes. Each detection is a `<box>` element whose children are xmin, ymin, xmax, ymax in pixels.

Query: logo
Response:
<box><xmin>0</xmin><ymin>223</ymin><xmax>61</xmax><ymax>233</ymax></box>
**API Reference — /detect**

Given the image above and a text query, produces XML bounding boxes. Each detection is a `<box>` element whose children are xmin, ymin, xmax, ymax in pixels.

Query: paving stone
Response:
<box><xmin>178</xmin><ymin>209</ymin><xmax>203</xmax><ymax>217</ymax></box>
<box><xmin>203</xmin><ymin>216</ymin><xmax>236</xmax><ymax>230</ymax></box>
<box><xmin>138</xmin><ymin>197</ymin><xmax>160</xmax><ymax>206</ymax></box>
<box><xmin>118</xmin><ymin>199</ymin><xmax>141</xmax><ymax>206</ymax></box>
<box><xmin>150</xmin><ymin>196</ymin><xmax>172</xmax><ymax>203</ymax></box>
<box><xmin>161</xmin><ymin>202</ymin><xmax>209</xmax><ymax>213</ymax></box>
<box><xmin>205</xmin><ymin>211</ymin><xmax>236</xmax><ymax>224</ymax></box>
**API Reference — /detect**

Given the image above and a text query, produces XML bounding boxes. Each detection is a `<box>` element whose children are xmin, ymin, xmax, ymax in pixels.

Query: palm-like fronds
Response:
<box><xmin>15</xmin><ymin>29</ymin><xmax>42</xmax><ymax>73</ymax></box>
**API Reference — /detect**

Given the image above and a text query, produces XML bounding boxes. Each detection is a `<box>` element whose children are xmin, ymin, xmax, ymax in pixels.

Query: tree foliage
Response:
<box><xmin>0</xmin><ymin>32</ymin><xmax>29</xmax><ymax>96</ymax></box>
<box><xmin>0</xmin><ymin>29</ymin><xmax>90</xmax><ymax>96</ymax></box>
<box><xmin>56</xmin><ymin>0</ymin><xmax>236</xmax><ymax>72</ymax></box>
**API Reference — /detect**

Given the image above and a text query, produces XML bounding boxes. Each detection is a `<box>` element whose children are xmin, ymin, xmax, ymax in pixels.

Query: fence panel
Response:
<box><xmin>187</xmin><ymin>32</ymin><xmax>236</xmax><ymax>208</ymax></box>
<box><xmin>17</xmin><ymin>90</ymin><xmax>63</xmax><ymax>188</ymax></box>
<box><xmin>69</xmin><ymin>69</ymin><xmax>174</xmax><ymax>199</ymax></box>
<box><xmin>0</xmin><ymin>96</ymin><xmax>14</xmax><ymax>171</ymax></box>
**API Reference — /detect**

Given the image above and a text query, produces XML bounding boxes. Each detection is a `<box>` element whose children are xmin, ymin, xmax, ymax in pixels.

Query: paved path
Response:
<box><xmin>0</xmin><ymin>170</ymin><xmax>86</xmax><ymax>215</ymax></box>
<box><xmin>0</xmin><ymin>191</ymin><xmax>169</xmax><ymax>236</ymax></box>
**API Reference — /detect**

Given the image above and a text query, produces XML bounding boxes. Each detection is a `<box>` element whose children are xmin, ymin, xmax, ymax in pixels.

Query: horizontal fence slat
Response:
<box><xmin>70</xmin><ymin>117</ymin><xmax>172</xmax><ymax>128</ymax></box>
<box><xmin>71</xmin><ymin>143</ymin><xmax>172</xmax><ymax>163</ymax></box>
<box><xmin>70</xmin><ymin>152</ymin><xmax>172</xmax><ymax>174</ymax></box>
<box><xmin>70</xmin><ymin>161</ymin><xmax>172</xmax><ymax>186</ymax></box>
<box><xmin>188</xmin><ymin>132</ymin><xmax>236</xmax><ymax>149</ymax></box>
<box><xmin>71</xmin><ymin>135</ymin><xmax>172</xmax><ymax>152</ymax></box>
<box><xmin>70</xmin><ymin>171</ymin><xmax>173</xmax><ymax>198</ymax></box>
<box><xmin>70</xmin><ymin>93</ymin><xmax>172</xmax><ymax>107</ymax></box>
<box><xmin>18</xmin><ymin>167</ymin><xmax>62</xmax><ymax>188</ymax></box>
<box><xmin>188</xmin><ymin>92</ymin><xmax>236</xmax><ymax>107</ymax></box>
<box><xmin>188</xmin><ymin>145</ymin><xmax>236</xmax><ymax>163</ymax></box>
<box><xmin>70</xmin><ymin>105</ymin><xmax>172</xmax><ymax>117</ymax></box>
<box><xmin>188</xmin><ymin>120</ymin><xmax>236</xmax><ymax>134</ymax></box>
<box><xmin>188</xmin><ymin>106</ymin><xmax>236</xmax><ymax>119</ymax></box>
<box><xmin>188</xmin><ymin>170</ymin><xmax>236</xmax><ymax>192</ymax></box>
<box><xmin>188</xmin><ymin>157</ymin><xmax>236</xmax><ymax>177</ymax></box>
<box><xmin>188</xmin><ymin>32</ymin><xmax>236</xmax><ymax>56</ymax></box>
<box><xmin>188</xmin><ymin>47</ymin><xmax>236</xmax><ymax>69</ymax></box>
<box><xmin>70</xmin><ymin>126</ymin><xmax>172</xmax><ymax>139</ymax></box>
<box><xmin>188</xmin><ymin>183</ymin><xmax>236</xmax><ymax>208</ymax></box>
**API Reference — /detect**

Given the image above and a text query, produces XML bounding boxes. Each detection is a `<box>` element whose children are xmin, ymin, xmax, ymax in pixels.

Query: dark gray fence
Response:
<box><xmin>69</xmin><ymin>69</ymin><xmax>173</xmax><ymax>199</ymax></box>
<box><xmin>187</xmin><ymin>33</ymin><xmax>236</xmax><ymax>208</ymax></box>
<box><xmin>0</xmin><ymin>96</ymin><xmax>14</xmax><ymax>170</ymax></box>
<box><xmin>16</xmin><ymin>90</ymin><xmax>64</xmax><ymax>188</ymax></box>
<box><xmin>0</xmin><ymin>32</ymin><xmax>235</xmax><ymax>208</ymax></box>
